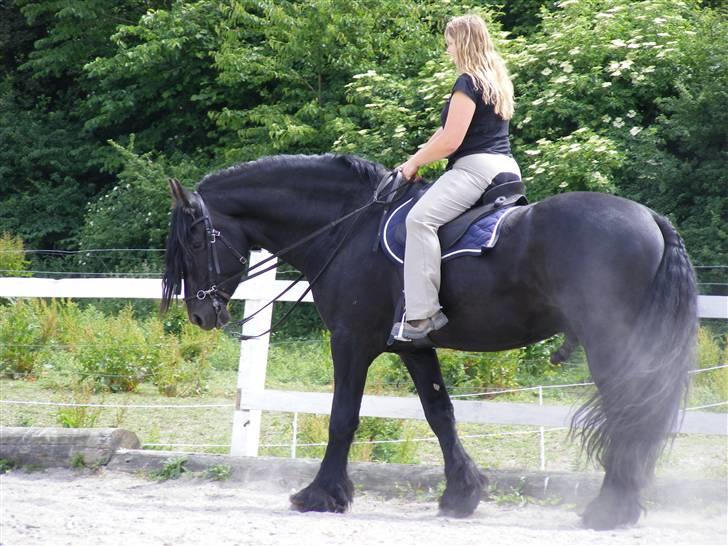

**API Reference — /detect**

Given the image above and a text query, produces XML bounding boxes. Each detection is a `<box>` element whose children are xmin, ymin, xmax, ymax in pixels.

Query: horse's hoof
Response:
<box><xmin>581</xmin><ymin>491</ymin><xmax>642</xmax><ymax>530</ymax></box>
<box><xmin>550</xmin><ymin>349</ymin><xmax>565</xmax><ymax>364</ymax></box>
<box><xmin>438</xmin><ymin>465</ymin><xmax>488</xmax><ymax>518</ymax></box>
<box><xmin>289</xmin><ymin>478</ymin><xmax>353</xmax><ymax>513</ymax></box>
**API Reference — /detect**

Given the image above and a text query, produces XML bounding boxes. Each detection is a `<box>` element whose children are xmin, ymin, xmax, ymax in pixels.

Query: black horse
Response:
<box><xmin>161</xmin><ymin>153</ymin><xmax>697</xmax><ymax>530</ymax></box>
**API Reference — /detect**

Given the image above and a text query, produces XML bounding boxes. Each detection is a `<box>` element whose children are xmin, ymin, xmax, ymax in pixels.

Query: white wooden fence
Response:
<box><xmin>1</xmin><ymin>250</ymin><xmax>726</xmax><ymax>459</ymax></box>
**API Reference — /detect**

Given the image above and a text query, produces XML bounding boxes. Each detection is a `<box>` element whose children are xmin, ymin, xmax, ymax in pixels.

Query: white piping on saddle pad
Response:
<box><xmin>383</xmin><ymin>198</ymin><xmax>519</xmax><ymax>264</ymax></box>
<box><xmin>382</xmin><ymin>198</ymin><xmax>413</xmax><ymax>265</ymax></box>
<box><xmin>441</xmin><ymin>204</ymin><xmax>519</xmax><ymax>259</ymax></box>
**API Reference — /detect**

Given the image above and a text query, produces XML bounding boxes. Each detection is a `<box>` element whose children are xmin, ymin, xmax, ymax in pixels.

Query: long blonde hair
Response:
<box><xmin>445</xmin><ymin>14</ymin><xmax>514</xmax><ymax>120</ymax></box>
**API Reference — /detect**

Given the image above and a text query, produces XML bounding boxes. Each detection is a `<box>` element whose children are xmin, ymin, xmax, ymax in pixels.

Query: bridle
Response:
<box><xmin>181</xmin><ymin>169</ymin><xmax>405</xmax><ymax>338</ymax></box>
<box><xmin>184</xmin><ymin>193</ymin><xmax>248</xmax><ymax>317</ymax></box>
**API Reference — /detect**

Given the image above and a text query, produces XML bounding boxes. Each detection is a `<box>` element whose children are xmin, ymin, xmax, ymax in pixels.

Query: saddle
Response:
<box><xmin>379</xmin><ymin>171</ymin><xmax>528</xmax><ymax>265</ymax></box>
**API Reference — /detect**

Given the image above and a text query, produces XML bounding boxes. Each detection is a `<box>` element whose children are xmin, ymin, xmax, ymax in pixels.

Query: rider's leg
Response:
<box><xmin>396</xmin><ymin>153</ymin><xmax>520</xmax><ymax>339</ymax></box>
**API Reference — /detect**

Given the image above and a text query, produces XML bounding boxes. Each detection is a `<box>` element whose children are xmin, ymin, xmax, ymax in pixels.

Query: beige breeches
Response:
<box><xmin>403</xmin><ymin>153</ymin><xmax>521</xmax><ymax>320</ymax></box>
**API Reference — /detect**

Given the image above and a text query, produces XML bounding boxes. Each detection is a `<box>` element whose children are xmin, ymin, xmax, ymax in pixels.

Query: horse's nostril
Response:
<box><xmin>191</xmin><ymin>313</ymin><xmax>203</xmax><ymax>326</ymax></box>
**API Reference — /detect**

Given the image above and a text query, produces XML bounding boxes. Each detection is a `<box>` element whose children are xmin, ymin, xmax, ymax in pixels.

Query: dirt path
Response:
<box><xmin>1</xmin><ymin>469</ymin><xmax>725</xmax><ymax>546</ymax></box>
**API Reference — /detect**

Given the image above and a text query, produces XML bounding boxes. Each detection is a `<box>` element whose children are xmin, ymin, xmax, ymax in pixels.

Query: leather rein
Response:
<box><xmin>184</xmin><ymin>170</ymin><xmax>405</xmax><ymax>339</ymax></box>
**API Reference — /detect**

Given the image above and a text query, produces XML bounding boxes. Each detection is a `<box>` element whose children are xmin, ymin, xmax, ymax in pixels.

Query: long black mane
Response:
<box><xmin>161</xmin><ymin>204</ymin><xmax>193</xmax><ymax>312</ymax></box>
<box><xmin>198</xmin><ymin>153</ymin><xmax>386</xmax><ymax>192</ymax></box>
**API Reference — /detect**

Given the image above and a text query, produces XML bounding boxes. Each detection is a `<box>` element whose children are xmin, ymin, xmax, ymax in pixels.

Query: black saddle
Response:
<box><xmin>439</xmin><ymin>171</ymin><xmax>527</xmax><ymax>249</ymax></box>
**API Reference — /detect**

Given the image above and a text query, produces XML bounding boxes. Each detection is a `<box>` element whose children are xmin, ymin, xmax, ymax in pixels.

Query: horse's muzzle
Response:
<box><xmin>188</xmin><ymin>298</ymin><xmax>230</xmax><ymax>330</ymax></box>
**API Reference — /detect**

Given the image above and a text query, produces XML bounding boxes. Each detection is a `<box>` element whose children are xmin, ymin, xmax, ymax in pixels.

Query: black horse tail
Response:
<box><xmin>572</xmin><ymin>212</ymin><xmax>698</xmax><ymax>488</ymax></box>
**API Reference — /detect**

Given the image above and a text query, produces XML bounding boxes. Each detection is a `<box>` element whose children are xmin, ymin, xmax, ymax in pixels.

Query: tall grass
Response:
<box><xmin>0</xmin><ymin>300</ymin><xmax>220</xmax><ymax>396</ymax></box>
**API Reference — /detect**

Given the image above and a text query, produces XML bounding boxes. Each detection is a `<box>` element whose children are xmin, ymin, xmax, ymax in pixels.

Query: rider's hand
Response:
<box><xmin>398</xmin><ymin>159</ymin><xmax>420</xmax><ymax>183</ymax></box>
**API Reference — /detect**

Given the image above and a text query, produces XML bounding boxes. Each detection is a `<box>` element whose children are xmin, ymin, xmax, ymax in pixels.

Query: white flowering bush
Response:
<box><xmin>521</xmin><ymin>128</ymin><xmax>623</xmax><ymax>200</ymax></box>
<box><xmin>510</xmin><ymin>0</ymin><xmax>699</xmax><ymax>144</ymax></box>
<box><xmin>505</xmin><ymin>0</ymin><xmax>726</xmax><ymax>270</ymax></box>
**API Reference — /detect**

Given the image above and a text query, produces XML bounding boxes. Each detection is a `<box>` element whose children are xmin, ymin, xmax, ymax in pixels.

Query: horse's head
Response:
<box><xmin>161</xmin><ymin>179</ymin><xmax>249</xmax><ymax>330</ymax></box>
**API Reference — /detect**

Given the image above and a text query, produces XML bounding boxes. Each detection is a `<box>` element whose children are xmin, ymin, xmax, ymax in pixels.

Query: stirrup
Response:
<box><xmin>390</xmin><ymin>311</ymin><xmax>448</xmax><ymax>341</ymax></box>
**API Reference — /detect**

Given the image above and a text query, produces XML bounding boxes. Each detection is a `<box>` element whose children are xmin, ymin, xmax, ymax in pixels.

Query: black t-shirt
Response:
<box><xmin>440</xmin><ymin>73</ymin><xmax>511</xmax><ymax>168</ymax></box>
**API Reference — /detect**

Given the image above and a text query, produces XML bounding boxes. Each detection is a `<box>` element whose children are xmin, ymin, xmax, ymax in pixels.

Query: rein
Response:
<box><xmin>187</xmin><ymin>170</ymin><xmax>405</xmax><ymax>339</ymax></box>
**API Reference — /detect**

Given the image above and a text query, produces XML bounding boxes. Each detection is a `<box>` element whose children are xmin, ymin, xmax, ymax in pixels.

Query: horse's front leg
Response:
<box><xmin>290</xmin><ymin>333</ymin><xmax>376</xmax><ymax>513</ymax></box>
<box><xmin>400</xmin><ymin>348</ymin><xmax>488</xmax><ymax>517</ymax></box>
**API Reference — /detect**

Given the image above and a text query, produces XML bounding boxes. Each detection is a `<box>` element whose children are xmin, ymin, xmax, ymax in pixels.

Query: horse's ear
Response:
<box><xmin>169</xmin><ymin>178</ymin><xmax>193</xmax><ymax>210</ymax></box>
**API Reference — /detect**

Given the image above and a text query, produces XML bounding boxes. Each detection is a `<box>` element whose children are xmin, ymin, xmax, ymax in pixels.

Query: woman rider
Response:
<box><xmin>392</xmin><ymin>14</ymin><xmax>520</xmax><ymax>341</ymax></box>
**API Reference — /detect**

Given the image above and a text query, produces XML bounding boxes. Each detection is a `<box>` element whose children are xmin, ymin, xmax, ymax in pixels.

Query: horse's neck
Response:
<box><xmin>207</xmin><ymin>165</ymin><xmax>372</xmax><ymax>271</ymax></box>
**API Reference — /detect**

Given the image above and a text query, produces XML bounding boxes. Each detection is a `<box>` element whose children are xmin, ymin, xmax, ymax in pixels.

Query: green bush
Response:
<box><xmin>76</xmin><ymin>139</ymin><xmax>208</xmax><ymax>274</ymax></box>
<box><xmin>438</xmin><ymin>349</ymin><xmax>521</xmax><ymax>392</ymax></box>
<box><xmin>296</xmin><ymin>413</ymin><xmax>417</xmax><ymax>464</ymax></box>
<box><xmin>297</xmin><ymin>414</ymin><xmax>329</xmax><ymax>459</ymax></box>
<box><xmin>0</xmin><ymin>299</ymin><xmax>219</xmax><ymax>395</ymax></box>
<box><xmin>71</xmin><ymin>306</ymin><xmax>158</xmax><ymax>392</ymax></box>
<box><xmin>267</xmin><ymin>333</ymin><xmax>333</xmax><ymax>388</ymax></box>
<box><xmin>35</xmin><ymin>346</ymin><xmax>81</xmax><ymax>390</ymax></box>
<box><xmin>55</xmin><ymin>379</ymin><xmax>102</xmax><ymax>429</ymax></box>
<box><xmin>153</xmin><ymin>321</ymin><xmax>216</xmax><ymax>397</ymax></box>
<box><xmin>0</xmin><ymin>299</ymin><xmax>43</xmax><ymax>377</ymax></box>
<box><xmin>0</xmin><ymin>233</ymin><xmax>30</xmax><ymax>277</ymax></box>
<box><xmin>519</xmin><ymin>129</ymin><xmax>623</xmax><ymax>201</ymax></box>
<box><xmin>208</xmin><ymin>333</ymin><xmax>241</xmax><ymax>371</ymax></box>
<box><xmin>353</xmin><ymin>417</ymin><xmax>417</xmax><ymax>464</ymax></box>
<box><xmin>693</xmin><ymin>327</ymin><xmax>728</xmax><ymax>404</ymax></box>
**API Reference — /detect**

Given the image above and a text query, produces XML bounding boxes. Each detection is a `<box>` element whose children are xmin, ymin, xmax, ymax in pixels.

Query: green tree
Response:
<box><xmin>83</xmin><ymin>1</ymin><xmax>224</xmax><ymax>157</ymax></box>
<box><xmin>212</xmin><ymin>0</ymin><xmax>458</xmax><ymax>161</ymax></box>
<box><xmin>0</xmin><ymin>1</ymin><xmax>170</xmax><ymax>252</ymax></box>
<box><xmin>76</xmin><ymin>138</ymin><xmax>208</xmax><ymax>273</ymax></box>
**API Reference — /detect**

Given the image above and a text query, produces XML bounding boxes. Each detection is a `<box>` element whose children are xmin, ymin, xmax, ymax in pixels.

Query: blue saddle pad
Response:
<box><xmin>380</xmin><ymin>198</ymin><xmax>517</xmax><ymax>265</ymax></box>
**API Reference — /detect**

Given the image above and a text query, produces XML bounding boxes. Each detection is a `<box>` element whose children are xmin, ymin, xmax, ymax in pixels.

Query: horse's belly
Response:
<box><xmin>435</xmin><ymin>255</ymin><xmax>560</xmax><ymax>351</ymax></box>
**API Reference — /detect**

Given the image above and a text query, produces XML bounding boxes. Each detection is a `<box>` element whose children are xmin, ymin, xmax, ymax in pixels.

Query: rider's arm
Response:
<box><xmin>422</xmin><ymin>127</ymin><xmax>444</xmax><ymax>146</ymax></box>
<box><xmin>405</xmin><ymin>91</ymin><xmax>475</xmax><ymax>169</ymax></box>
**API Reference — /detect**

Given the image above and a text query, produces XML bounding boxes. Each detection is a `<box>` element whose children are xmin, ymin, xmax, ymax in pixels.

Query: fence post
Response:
<box><xmin>538</xmin><ymin>385</ymin><xmax>545</xmax><ymax>471</ymax></box>
<box><xmin>230</xmin><ymin>250</ymin><xmax>276</xmax><ymax>457</ymax></box>
<box><xmin>291</xmin><ymin>412</ymin><xmax>298</xmax><ymax>459</ymax></box>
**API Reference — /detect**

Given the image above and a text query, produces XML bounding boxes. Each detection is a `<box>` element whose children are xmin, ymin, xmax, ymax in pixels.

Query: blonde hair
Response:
<box><xmin>445</xmin><ymin>14</ymin><xmax>514</xmax><ymax>120</ymax></box>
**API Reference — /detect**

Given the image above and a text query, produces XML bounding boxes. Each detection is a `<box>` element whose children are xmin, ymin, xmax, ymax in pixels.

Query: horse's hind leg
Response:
<box><xmin>550</xmin><ymin>332</ymin><xmax>579</xmax><ymax>364</ymax></box>
<box><xmin>577</xmin><ymin>346</ymin><xmax>680</xmax><ymax>530</ymax></box>
<box><xmin>400</xmin><ymin>348</ymin><xmax>487</xmax><ymax>517</ymax></box>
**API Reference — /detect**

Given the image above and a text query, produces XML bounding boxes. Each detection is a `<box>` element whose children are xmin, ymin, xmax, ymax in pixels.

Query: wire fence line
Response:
<box><xmin>3</xmin><ymin>367</ymin><xmax>725</xmax><ymax>465</ymax></box>
<box><xmin>0</xmin><ymin>248</ymin><xmax>165</xmax><ymax>254</ymax></box>
<box><xmin>144</xmin><ymin>427</ymin><xmax>574</xmax><ymax>451</ymax></box>
<box><xmin>3</xmin><ymin>269</ymin><xmax>726</xmax><ymax>282</ymax></box>
<box><xmin>0</xmin><ymin>400</ymin><xmax>233</xmax><ymax>409</ymax></box>
<box><xmin>0</xmin><ymin>270</ymin><xmax>162</xmax><ymax>278</ymax></box>
<box><xmin>4</xmin><ymin>247</ymin><xmax>727</xmax><ymax>269</ymax></box>
<box><xmin>2</xmin><ymin>365</ymin><xmax>725</xmax><ymax>411</ymax></box>
<box><xmin>1</xmin><ymin>247</ymin><xmax>725</xmax><ymax>279</ymax></box>
<box><xmin>3</xmin><ymin>398</ymin><xmax>723</xmax><ymax>412</ymax></box>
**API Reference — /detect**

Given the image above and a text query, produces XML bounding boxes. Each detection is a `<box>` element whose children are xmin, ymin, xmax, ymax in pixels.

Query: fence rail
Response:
<box><xmin>1</xmin><ymin>250</ymin><xmax>726</xmax><ymax>465</ymax></box>
<box><xmin>238</xmin><ymin>389</ymin><xmax>726</xmax><ymax>435</ymax></box>
<box><xmin>0</xmin><ymin>277</ymin><xmax>724</xmax><ymax>317</ymax></box>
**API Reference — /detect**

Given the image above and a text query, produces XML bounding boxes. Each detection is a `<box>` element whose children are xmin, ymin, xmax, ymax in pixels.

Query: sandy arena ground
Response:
<box><xmin>1</xmin><ymin>468</ymin><xmax>726</xmax><ymax>546</ymax></box>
